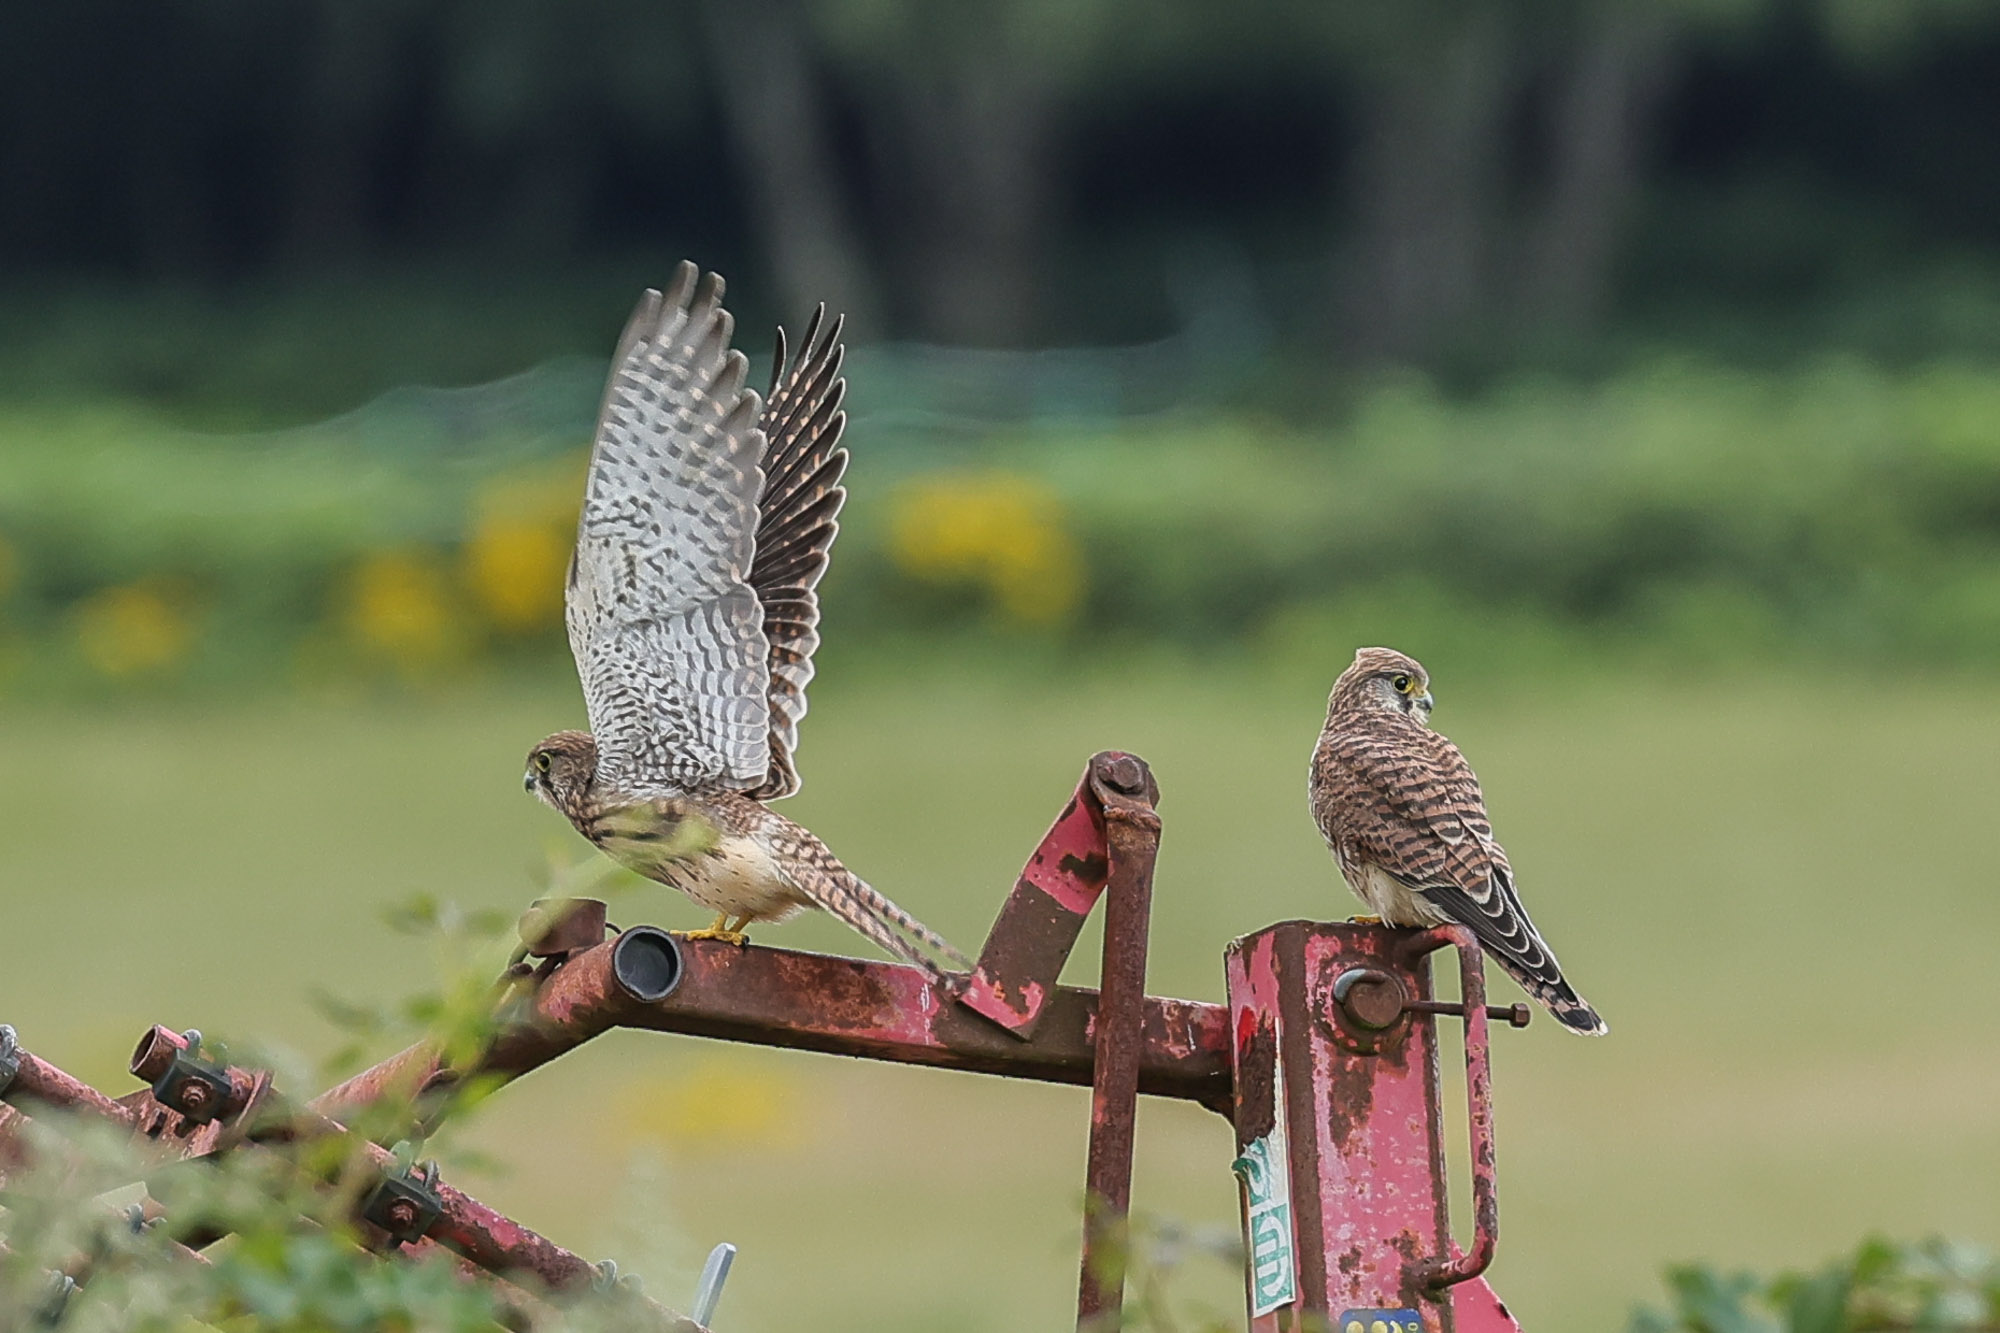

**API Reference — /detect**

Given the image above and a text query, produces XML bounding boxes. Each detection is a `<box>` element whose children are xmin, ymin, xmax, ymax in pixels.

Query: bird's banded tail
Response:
<box><xmin>1510</xmin><ymin>969</ymin><xmax>1607</xmax><ymax>1037</ymax></box>
<box><xmin>821</xmin><ymin>868</ymin><xmax>972</xmax><ymax>981</ymax></box>
<box><xmin>1424</xmin><ymin>873</ymin><xmax>1608</xmax><ymax>1037</ymax></box>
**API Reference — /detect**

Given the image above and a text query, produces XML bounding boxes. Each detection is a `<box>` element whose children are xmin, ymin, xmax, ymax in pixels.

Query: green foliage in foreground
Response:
<box><xmin>0</xmin><ymin>898</ymin><xmax>664</xmax><ymax>1333</ymax></box>
<box><xmin>1629</xmin><ymin>1238</ymin><xmax>2000</xmax><ymax>1333</ymax></box>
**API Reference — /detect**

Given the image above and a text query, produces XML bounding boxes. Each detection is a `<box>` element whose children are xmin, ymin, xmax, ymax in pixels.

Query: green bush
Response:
<box><xmin>5</xmin><ymin>353</ymin><xmax>2000</xmax><ymax>693</ymax></box>
<box><xmin>1629</xmin><ymin>1238</ymin><xmax>2000</xmax><ymax>1333</ymax></box>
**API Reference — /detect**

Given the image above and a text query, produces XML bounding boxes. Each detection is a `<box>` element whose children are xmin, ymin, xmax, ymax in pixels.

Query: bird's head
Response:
<box><xmin>525</xmin><ymin>730</ymin><xmax>598</xmax><ymax>813</ymax></box>
<box><xmin>1328</xmin><ymin>646</ymin><xmax>1434</xmax><ymax>725</ymax></box>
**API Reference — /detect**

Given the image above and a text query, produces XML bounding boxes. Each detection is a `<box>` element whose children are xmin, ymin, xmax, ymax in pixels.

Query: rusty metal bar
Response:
<box><xmin>1076</xmin><ymin>754</ymin><xmax>1161</xmax><ymax>1330</ymax></box>
<box><xmin>0</xmin><ymin>1030</ymin><xmax>698</xmax><ymax>1330</ymax></box>
<box><xmin>1</xmin><ymin>1048</ymin><xmax>139</xmax><ymax>1127</ymax></box>
<box><xmin>316</xmin><ymin>930</ymin><xmax>1233</xmax><ymax>1128</ymax></box>
<box><xmin>150</xmin><ymin>1055</ymin><xmax>684</xmax><ymax>1315</ymax></box>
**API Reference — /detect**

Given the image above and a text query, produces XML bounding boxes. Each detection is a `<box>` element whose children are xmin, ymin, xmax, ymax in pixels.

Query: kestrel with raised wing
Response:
<box><xmin>526</xmin><ymin>262</ymin><xmax>967</xmax><ymax>978</ymax></box>
<box><xmin>1309</xmin><ymin>647</ymin><xmax>1606</xmax><ymax>1035</ymax></box>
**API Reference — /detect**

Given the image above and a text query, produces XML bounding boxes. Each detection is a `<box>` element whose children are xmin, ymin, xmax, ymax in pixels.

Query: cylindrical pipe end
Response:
<box><xmin>611</xmin><ymin>927</ymin><xmax>684</xmax><ymax>1003</ymax></box>
<box><xmin>130</xmin><ymin>1025</ymin><xmax>189</xmax><ymax>1082</ymax></box>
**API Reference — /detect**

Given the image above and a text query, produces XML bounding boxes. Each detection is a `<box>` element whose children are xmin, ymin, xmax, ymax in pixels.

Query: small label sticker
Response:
<box><xmin>1232</xmin><ymin>1022</ymin><xmax>1295</xmax><ymax>1317</ymax></box>
<box><xmin>1338</xmin><ymin>1311</ymin><xmax>1427</xmax><ymax>1333</ymax></box>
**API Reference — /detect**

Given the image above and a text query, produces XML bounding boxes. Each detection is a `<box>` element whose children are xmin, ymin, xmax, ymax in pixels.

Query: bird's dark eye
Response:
<box><xmin>534</xmin><ymin>753</ymin><xmax>552</xmax><ymax>773</ymax></box>
<box><xmin>1391</xmin><ymin>674</ymin><xmax>1412</xmax><ymax>693</ymax></box>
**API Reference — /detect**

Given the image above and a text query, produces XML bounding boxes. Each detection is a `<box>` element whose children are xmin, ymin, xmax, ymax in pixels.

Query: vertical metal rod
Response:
<box><xmin>1075</xmin><ymin>754</ymin><xmax>1161</xmax><ymax>1331</ymax></box>
<box><xmin>1419</xmin><ymin>928</ymin><xmax>1499</xmax><ymax>1289</ymax></box>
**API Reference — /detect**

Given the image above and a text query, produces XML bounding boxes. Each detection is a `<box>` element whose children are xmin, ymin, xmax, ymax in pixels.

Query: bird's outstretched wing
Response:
<box><xmin>1314</xmin><ymin>725</ymin><xmax>1606</xmax><ymax>1034</ymax></box>
<box><xmin>744</xmin><ymin>305</ymin><xmax>849</xmax><ymax>801</ymax></box>
<box><xmin>567</xmin><ymin>263</ymin><xmax>772</xmax><ymax>797</ymax></box>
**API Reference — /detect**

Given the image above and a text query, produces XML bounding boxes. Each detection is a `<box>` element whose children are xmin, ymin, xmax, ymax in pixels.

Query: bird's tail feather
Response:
<box><xmin>1508</xmin><ymin>967</ymin><xmax>1607</xmax><ymax>1037</ymax></box>
<box><xmin>817</xmin><ymin>868</ymin><xmax>973</xmax><ymax>980</ymax></box>
<box><xmin>1424</xmin><ymin>876</ymin><xmax>1608</xmax><ymax>1036</ymax></box>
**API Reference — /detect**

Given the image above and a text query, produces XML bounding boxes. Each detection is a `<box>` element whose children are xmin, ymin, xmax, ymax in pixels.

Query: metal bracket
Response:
<box><xmin>362</xmin><ymin>1155</ymin><xmax>445</xmax><ymax>1246</ymax></box>
<box><xmin>133</xmin><ymin>1028</ymin><xmax>235</xmax><ymax>1125</ymax></box>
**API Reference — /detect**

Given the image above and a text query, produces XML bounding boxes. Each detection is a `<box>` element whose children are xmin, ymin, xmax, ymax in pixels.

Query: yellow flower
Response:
<box><xmin>340</xmin><ymin>551</ymin><xmax>465</xmax><ymax>673</ymax></box>
<box><xmin>888</xmin><ymin>471</ymin><xmax>1084</xmax><ymax>626</ymax></box>
<box><xmin>73</xmin><ymin>579</ymin><xmax>196</xmax><ymax>678</ymax></box>
<box><xmin>611</xmin><ymin>1059</ymin><xmax>801</xmax><ymax>1151</ymax></box>
<box><xmin>461</xmin><ymin>458</ymin><xmax>585</xmax><ymax>634</ymax></box>
<box><xmin>463</xmin><ymin>517</ymin><xmax>568</xmax><ymax>633</ymax></box>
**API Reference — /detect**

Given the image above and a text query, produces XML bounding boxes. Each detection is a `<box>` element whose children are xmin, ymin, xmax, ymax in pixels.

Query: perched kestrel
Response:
<box><xmin>1309</xmin><ymin>647</ymin><xmax>1606</xmax><ymax>1035</ymax></box>
<box><xmin>527</xmin><ymin>263</ymin><xmax>967</xmax><ymax>978</ymax></box>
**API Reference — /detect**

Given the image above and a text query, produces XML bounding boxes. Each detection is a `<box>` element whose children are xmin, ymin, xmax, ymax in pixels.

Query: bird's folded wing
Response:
<box><xmin>744</xmin><ymin>305</ymin><xmax>849</xmax><ymax>801</ymax></box>
<box><xmin>1321</xmin><ymin>731</ymin><xmax>1565</xmax><ymax>982</ymax></box>
<box><xmin>567</xmin><ymin>263</ymin><xmax>773</xmax><ymax>797</ymax></box>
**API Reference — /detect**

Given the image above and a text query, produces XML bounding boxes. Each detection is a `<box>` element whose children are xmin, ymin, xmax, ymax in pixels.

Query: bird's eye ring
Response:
<box><xmin>1391</xmin><ymin>673</ymin><xmax>1412</xmax><ymax>693</ymax></box>
<box><xmin>534</xmin><ymin>753</ymin><xmax>552</xmax><ymax>773</ymax></box>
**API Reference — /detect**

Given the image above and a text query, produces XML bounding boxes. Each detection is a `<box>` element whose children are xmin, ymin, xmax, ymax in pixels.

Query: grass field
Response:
<box><xmin>3</xmin><ymin>661</ymin><xmax>1998</xmax><ymax>1331</ymax></box>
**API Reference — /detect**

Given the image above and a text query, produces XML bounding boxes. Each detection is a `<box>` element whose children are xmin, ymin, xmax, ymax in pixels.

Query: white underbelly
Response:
<box><xmin>1345</xmin><ymin>861</ymin><xmax>1448</xmax><ymax>928</ymax></box>
<box><xmin>639</xmin><ymin>833</ymin><xmax>809</xmax><ymax>923</ymax></box>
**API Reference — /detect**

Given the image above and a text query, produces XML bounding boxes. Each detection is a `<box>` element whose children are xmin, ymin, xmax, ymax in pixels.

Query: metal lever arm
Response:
<box><xmin>1404</xmin><ymin>927</ymin><xmax>1499</xmax><ymax>1290</ymax></box>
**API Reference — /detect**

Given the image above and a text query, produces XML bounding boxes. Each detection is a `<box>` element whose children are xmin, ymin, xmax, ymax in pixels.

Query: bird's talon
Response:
<box><xmin>674</xmin><ymin>927</ymin><xmax>750</xmax><ymax>946</ymax></box>
<box><xmin>1347</xmin><ymin>914</ymin><xmax>1384</xmax><ymax>926</ymax></box>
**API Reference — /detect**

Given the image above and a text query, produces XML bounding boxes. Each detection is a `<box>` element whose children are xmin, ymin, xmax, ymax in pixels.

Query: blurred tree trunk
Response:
<box><xmin>698</xmin><ymin>0</ymin><xmax>880</xmax><ymax>333</ymax></box>
<box><xmin>876</xmin><ymin>64</ymin><xmax>1057</xmax><ymax>345</ymax></box>
<box><xmin>1518</xmin><ymin>5</ymin><xmax>1680</xmax><ymax>331</ymax></box>
<box><xmin>281</xmin><ymin>1</ymin><xmax>403</xmax><ymax>267</ymax></box>
<box><xmin>1335</xmin><ymin>6</ymin><xmax>1518</xmax><ymax>364</ymax></box>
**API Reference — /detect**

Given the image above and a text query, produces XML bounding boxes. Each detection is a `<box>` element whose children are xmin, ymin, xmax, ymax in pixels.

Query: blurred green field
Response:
<box><xmin>3</xmin><ymin>663</ymin><xmax>1997</xmax><ymax>1332</ymax></box>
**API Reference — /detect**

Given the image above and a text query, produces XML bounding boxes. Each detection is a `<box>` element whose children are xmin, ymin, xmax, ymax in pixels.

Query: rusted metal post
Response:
<box><xmin>1224</xmin><ymin>921</ymin><xmax>1520</xmax><ymax>1333</ymax></box>
<box><xmin>1076</xmin><ymin>753</ymin><xmax>1161</xmax><ymax>1330</ymax></box>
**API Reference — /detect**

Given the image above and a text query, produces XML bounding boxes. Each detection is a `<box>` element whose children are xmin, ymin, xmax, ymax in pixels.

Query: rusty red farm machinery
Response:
<box><xmin>0</xmin><ymin>751</ymin><xmax>1534</xmax><ymax>1331</ymax></box>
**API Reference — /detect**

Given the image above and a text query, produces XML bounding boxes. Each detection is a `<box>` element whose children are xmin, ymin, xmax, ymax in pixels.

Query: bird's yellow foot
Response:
<box><xmin>676</xmin><ymin>927</ymin><xmax>750</xmax><ymax>946</ymax></box>
<box><xmin>674</xmin><ymin>914</ymin><xmax>752</xmax><ymax>947</ymax></box>
<box><xmin>1347</xmin><ymin>914</ymin><xmax>1384</xmax><ymax>926</ymax></box>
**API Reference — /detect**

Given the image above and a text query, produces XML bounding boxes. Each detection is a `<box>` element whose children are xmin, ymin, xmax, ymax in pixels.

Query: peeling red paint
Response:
<box><xmin>1226</xmin><ymin>922</ymin><xmax>1518</xmax><ymax>1333</ymax></box>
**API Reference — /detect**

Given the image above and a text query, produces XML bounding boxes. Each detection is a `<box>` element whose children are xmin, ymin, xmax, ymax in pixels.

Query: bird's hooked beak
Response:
<box><xmin>523</xmin><ymin>769</ymin><xmax>538</xmax><ymax>793</ymax></box>
<box><xmin>1413</xmin><ymin>690</ymin><xmax>1435</xmax><ymax>718</ymax></box>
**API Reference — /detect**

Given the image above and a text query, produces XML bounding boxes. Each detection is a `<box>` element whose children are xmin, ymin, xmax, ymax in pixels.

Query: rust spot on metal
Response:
<box><xmin>1055</xmin><ymin>851</ymin><xmax>1109</xmax><ymax>882</ymax></box>
<box><xmin>1233</xmin><ymin>1009</ymin><xmax>1277</xmax><ymax>1143</ymax></box>
<box><xmin>770</xmin><ymin>955</ymin><xmax>897</xmax><ymax>1032</ymax></box>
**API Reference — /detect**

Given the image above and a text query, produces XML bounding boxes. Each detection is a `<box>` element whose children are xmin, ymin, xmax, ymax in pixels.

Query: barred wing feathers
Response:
<box><xmin>1313</xmin><ymin>724</ymin><xmax>1606</xmax><ymax>1035</ymax></box>
<box><xmin>746</xmin><ymin>305</ymin><xmax>849</xmax><ymax>801</ymax></box>
<box><xmin>568</xmin><ymin>263</ymin><xmax>773</xmax><ymax>797</ymax></box>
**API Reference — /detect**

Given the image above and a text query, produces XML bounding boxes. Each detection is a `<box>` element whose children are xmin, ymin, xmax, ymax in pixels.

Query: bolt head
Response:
<box><xmin>1332</xmin><ymin>968</ymin><xmax>1406</xmax><ymax>1030</ymax></box>
<box><xmin>1102</xmin><ymin>755</ymin><xmax>1144</xmax><ymax>794</ymax></box>
<box><xmin>177</xmin><ymin>1082</ymin><xmax>211</xmax><ymax>1110</ymax></box>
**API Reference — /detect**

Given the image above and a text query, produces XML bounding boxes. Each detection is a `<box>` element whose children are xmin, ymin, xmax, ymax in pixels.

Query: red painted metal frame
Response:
<box><xmin>959</xmin><ymin>763</ymin><xmax>1116</xmax><ymax>1036</ymax></box>
<box><xmin>316</xmin><ymin>933</ymin><xmax>1230</xmax><ymax>1120</ymax></box>
<box><xmin>4</xmin><ymin>748</ymin><xmax>1539</xmax><ymax>1333</ymax></box>
<box><xmin>1224</xmin><ymin>921</ymin><xmax>1520</xmax><ymax>1333</ymax></box>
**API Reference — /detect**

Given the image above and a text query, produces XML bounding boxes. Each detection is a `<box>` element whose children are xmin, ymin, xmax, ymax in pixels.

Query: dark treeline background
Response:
<box><xmin>5</xmin><ymin>0</ymin><xmax>2000</xmax><ymax>691</ymax></box>
<box><xmin>6</xmin><ymin>0</ymin><xmax>2000</xmax><ymax>371</ymax></box>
